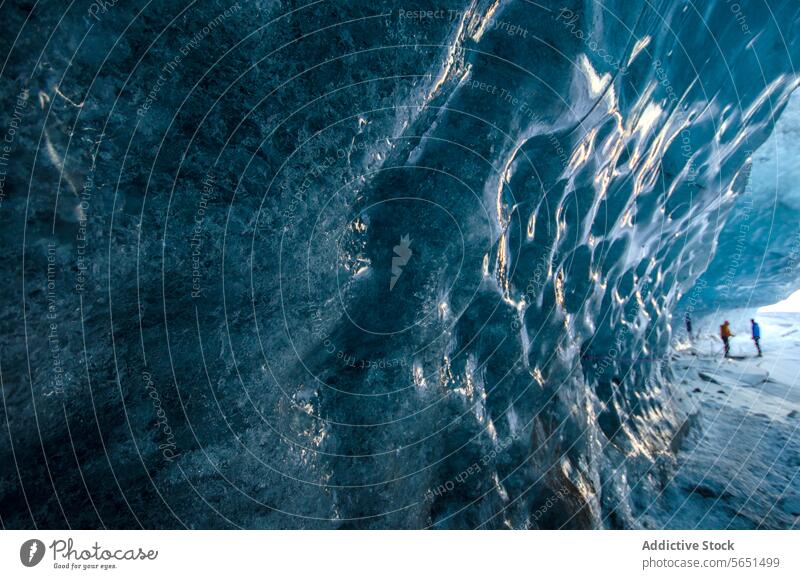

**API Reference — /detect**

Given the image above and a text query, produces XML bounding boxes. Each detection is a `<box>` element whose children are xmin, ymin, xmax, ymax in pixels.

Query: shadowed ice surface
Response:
<box><xmin>0</xmin><ymin>0</ymin><xmax>799</xmax><ymax>528</ymax></box>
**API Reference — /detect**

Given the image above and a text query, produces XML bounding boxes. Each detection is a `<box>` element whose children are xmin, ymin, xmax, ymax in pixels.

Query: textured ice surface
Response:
<box><xmin>1</xmin><ymin>0</ymin><xmax>799</xmax><ymax>528</ymax></box>
<box><xmin>690</xmin><ymin>91</ymin><xmax>800</xmax><ymax>311</ymax></box>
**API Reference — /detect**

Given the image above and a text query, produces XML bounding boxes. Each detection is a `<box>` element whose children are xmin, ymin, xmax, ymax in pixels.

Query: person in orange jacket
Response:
<box><xmin>720</xmin><ymin>320</ymin><xmax>734</xmax><ymax>357</ymax></box>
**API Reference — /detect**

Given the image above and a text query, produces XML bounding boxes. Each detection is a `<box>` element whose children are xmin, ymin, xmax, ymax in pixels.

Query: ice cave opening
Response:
<box><xmin>759</xmin><ymin>289</ymin><xmax>800</xmax><ymax>313</ymax></box>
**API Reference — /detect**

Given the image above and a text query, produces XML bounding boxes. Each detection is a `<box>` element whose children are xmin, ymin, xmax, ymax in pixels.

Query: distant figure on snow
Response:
<box><xmin>751</xmin><ymin>319</ymin><xmax>762</xmax><ymax>357</ymax></box>
<box><xmin>720</xmin><ymin>320</ymin><xmax>733</xmax><ymax>357</ymax></box>
<box><xmin>685</xmin><ymin>313</ymin><xmax>693</xmax><ymax>341</ymax></box>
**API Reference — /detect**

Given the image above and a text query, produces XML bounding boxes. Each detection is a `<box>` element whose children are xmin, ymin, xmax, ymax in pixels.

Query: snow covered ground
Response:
<box><xmin>647</xmin><ymin>311</ymin><xmax>800</xmax><ymax>528</ymax></box>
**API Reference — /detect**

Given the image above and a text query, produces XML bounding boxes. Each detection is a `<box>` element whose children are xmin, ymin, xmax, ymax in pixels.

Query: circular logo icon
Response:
<box><xmin>19</xmin><ymin>539</ymin><xmax>45</xmax><ymax>567</ymax></box>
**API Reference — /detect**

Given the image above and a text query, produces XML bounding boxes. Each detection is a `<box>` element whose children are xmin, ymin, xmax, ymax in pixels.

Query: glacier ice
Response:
<box><xmin>0</xmin><ymin>0</ymin><xmax>799</xmax><ymax>529</ymax></box>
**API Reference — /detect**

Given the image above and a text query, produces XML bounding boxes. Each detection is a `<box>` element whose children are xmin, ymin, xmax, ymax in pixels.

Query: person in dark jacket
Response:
<box><xmin>751</xmin><ymin>319</ymin><xmax>762</xmax><ymax>357</ymax></box>
<box><xmin>685</xmin><ymin>313</ymin><xmax>693</xmax><ymax>341</ymax></box>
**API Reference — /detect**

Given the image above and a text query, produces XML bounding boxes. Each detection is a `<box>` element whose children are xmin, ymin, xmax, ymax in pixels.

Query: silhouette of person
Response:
<box><xmin>751</xmin><ymin>318</ymin><xmax>762</xmax><ymax>357</ymax></box>
<box><xmin>720</xmin><ymin>320</ymin><xmax>733</xmax><ymax>357</ymax></box>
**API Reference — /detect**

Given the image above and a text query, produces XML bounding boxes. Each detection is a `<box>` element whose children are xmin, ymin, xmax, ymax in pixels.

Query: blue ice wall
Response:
<box><xmin>687</xmin><ymin>91</ymin><xmax>800</xmax><ymax>313</ymax></box>
<box><xmin>1</xmin><ymin>0</ymin><xmax>799</xmax><ymax>529</ymax></box>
